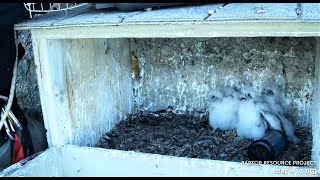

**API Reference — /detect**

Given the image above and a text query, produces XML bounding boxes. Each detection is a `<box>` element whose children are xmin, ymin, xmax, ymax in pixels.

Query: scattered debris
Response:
<box><xmin>254</xmin><ymin>5</ymin><xmax>267</xmax><ymax>14</ymax></box>
<box><xmin>207</xmin><ymin>10</ymin><xmax>215</xmax><ymax>15</ymax></box>
<box><xmin>144</xmin><ymin>8</ymin><xmax>153</xmax><ymax>11</ymax></box>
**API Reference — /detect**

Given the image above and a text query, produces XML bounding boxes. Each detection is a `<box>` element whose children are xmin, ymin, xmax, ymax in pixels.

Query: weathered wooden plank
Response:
<box><xmin>302</xmin><ymin>3</ymin><xmax>320</xmax><ymax>20</ymax></box>
<box><xmin>123</xmin><ymin>3</ymin><xmax>223</xmax><ymax>23</ymax></box>
<box><xmin>35</xmin><ymin>36</ymin><xmax>133</xmax><ymax>147</ymax></box>
<box><xmin>15</xmin><ymin>3</ymin><xmax>320</xmax><ymax>30</ymax></box>
<box><xmin>312</xmin><ymin>38</ymin><xmax>320</xmax><ymax>171</ymax></box>
<box><xmin>59</xmin><ymin>145</ymin><xmax>317</xmax><ymax>177</ymax></box>
<box><xmin>54</xmin><ymin>9</ymin><xmax>143</xmax><ymax>26</ymax></box>
<box><xmin>58</xmin><ymin>38</ymin><xmax>133</xmax><ymax>146</ymax></box>
<box><xmin>208</xmin><ymin>3</ymin><xmax>298</xmax><ymax>21</ymax></box>
<box><xmin>14</xmin><ymin>3</ymin><xmax>93</xmax><ymax>28</ymax></box>
<box><xmin>28</xmin><ymin>23</ymin><xmax>320</xmax><ymax>39</ymax></box>
<box><xmin>0</xmin><ymin>150</ymin><xmax>49</xmax><ymax>177</ymax></box>
<box><xmin>1</xmin><ymin>145</ymin><xmax>318</xmax><ymax>177</ymax></box>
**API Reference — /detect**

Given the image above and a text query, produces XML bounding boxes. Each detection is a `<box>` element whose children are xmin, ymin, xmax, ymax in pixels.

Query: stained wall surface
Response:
<box><xmin>131</xmin><ymin>37</ymin><xmax>315</xmax><ymax>127</ymax></box>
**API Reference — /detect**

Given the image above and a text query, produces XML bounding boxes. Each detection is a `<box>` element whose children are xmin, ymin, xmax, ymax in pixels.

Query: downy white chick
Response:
<box><xmin>261</xmin><ymin>86</ymin><xmax>301</xmax><ymax>144</ymax></box>
<box><xmin>237</xmin><ymin>86</ymin><xmax>267</xmax><ymax>140</ymax></box>
<box><xmin>237</xmin><ymin>86</ymin><xmax>282</xmax><ymax>140</ymax></box>
<box><xmin>207</xmin><ymin>87</ymin><xmax>240</xmax><ymax>131</ymax></box>
<box><xmin>222</xmin><ymin>86</ymin><xmax>241</xmax><ymax>99</ymax></box>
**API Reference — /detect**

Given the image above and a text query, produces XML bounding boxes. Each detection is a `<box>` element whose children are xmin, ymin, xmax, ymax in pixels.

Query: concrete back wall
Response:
<box><xmin>131</xmin><ymin>37</ymin><xmax>315</xmax><ymax>127</ymax></box>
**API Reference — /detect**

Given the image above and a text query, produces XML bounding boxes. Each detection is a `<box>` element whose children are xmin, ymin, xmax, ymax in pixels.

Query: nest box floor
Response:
<box><xmin>95</xmin><ymin>112</ymin><xmax>312</xmax><ymax>163</ymax></box>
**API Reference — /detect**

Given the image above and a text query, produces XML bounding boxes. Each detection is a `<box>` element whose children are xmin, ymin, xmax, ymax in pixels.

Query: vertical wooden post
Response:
<box><xmin>312</xmin><ymin>37</ymin><xmax>320</xmax><ymax>170</ymax></box>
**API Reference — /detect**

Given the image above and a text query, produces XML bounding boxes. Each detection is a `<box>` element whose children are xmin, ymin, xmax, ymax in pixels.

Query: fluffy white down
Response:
<box><xmin>262</xmin><ymin>93</ymin><xmax>301</xmax><ymax>144</ymax></box>
<box><xmin>237</xmin><ymin>100</ymin><xmax>266</xmax><ymax>140</ymax></box>
<box><xmin>209</xmin><ymin>96</ymin><xmax>239</xmax><ymax>130</ymax></box>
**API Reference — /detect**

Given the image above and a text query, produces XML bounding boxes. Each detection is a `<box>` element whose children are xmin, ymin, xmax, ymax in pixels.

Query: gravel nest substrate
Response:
<box><xmin>96</xmin><ymin>111</ymin><xmax>312</xmax><ymax>164</ymax></box>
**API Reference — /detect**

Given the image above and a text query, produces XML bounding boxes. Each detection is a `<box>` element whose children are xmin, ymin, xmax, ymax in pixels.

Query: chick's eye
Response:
<box><xmin>267</xmin><ymin>90</ymin><xmax>272</xmax><ymax>94</ymax></box>
<box><xmin>210</xmin><ymin>95</ymin><xmax>215</xmax><ymax>99</ymax></box>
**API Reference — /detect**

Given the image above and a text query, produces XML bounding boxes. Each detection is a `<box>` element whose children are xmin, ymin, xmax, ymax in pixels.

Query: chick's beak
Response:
<box><xmin>261</xmin><ymin>89</ymin><xmax>267</xmax><ymax>95</ymax></box>
<box><xmin>240</xmin><ymin>96</ymin><xmax>247</xmax><ymax>101</ymax></box>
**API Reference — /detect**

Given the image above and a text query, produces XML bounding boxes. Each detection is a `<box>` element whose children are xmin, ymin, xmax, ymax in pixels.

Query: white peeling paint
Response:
<box><xmin>1</xmin><ymin>145</ymin><xmax>318</xmax><ymax>177</ymax></box>
<box><xmin>36</xmin><ymin>38</ymin><xmax>133</xmax><ymax>147</ymax></box>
